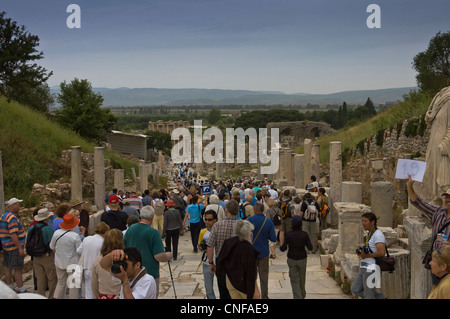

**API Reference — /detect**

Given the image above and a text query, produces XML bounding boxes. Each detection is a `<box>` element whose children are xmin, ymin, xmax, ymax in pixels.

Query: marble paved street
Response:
<box><xmin>21</xmin><ymin>231</ymin><xmax>351</xmax><ymax>299</ymax></box>
<box><xmin>158</xmin><ymin>232</ymin><xmax>351</xmax><ymax>299</ymax></box>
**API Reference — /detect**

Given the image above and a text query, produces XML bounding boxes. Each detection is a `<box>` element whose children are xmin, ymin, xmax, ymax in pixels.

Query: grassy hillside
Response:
<box><xmin>0</xmin><ymin>96</ymin><xmax>139</xmax><ymax>206</ymax></box>
<box><xmin>293</xmin><ymin>90</ymin><xmax>434</xmax><ymax>162</ymax></box>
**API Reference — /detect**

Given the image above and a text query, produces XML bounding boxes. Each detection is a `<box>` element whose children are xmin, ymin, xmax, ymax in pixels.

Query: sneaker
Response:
<box><xmin>15</xmin><ymin>287</ymin><xmax>28</xmax><ymax>294</ymax></box>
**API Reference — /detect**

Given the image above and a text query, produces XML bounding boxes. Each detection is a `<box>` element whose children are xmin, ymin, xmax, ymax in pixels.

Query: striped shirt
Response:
<box><xmin>206</xmin><ymin>216</ymin><xmax>239</xmax><ymax>258</ymax></box>
<box><xmin>410</xmin><ymin>197</ymin><xmax>450</xmax><ymax>250</ymax></box>
<box><xmin>0</xmin><ymin>211</ymin><xmax>26</xmax><ymax>251</ymax></box>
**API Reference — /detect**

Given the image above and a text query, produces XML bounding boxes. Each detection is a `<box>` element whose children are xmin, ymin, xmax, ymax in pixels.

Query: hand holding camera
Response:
<box><xmin>109</xmin><ymin>249</ymin><xmax>129</xmax><ymax>283</ymax></box>
<box><xmin>355</xmin><ymin>245</ymin><xmax>371</xmax><ymax>257</ymax></box>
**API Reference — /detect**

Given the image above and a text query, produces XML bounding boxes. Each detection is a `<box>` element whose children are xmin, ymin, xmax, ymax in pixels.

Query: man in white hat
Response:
<box><xmin>26</xmin><ymin>208</ymin><xmax>57</xmax><ymax>297</ymax></box>
<box><xmin>0</xmin><ymin>198</ymin><xmax>26</xmax><ymax>293</ymax></box>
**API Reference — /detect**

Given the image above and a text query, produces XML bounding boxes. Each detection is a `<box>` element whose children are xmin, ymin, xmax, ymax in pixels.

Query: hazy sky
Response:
<box><xmin>2</xmin><ymin>0</ymin><xmax>450</xmax><ymax>94</ymax></box>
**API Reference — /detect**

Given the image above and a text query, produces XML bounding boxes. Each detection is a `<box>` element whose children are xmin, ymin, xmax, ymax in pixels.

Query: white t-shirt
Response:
<box><xmin>269</xmin><ymin>189</ymin><xmax>278</xmax><ymax>200</ymax></box>
<box><xmin>360</xmin><ymin>229</ymin><xmax>386</xmax><ymax>269</ymax></box>
<box><xmin>119</xmin><ymin>268</ymin><xmax>157</xmax><ymax>299</ymax></box>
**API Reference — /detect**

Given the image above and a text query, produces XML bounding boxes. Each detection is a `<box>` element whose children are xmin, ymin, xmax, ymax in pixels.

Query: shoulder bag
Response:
<box><xmin>376</xmin><ymin>244</ymin><xmax>395</xmax><ymax>273</ymax></box>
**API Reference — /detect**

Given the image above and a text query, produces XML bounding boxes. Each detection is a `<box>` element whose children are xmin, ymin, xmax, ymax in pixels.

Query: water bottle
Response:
<box><xmin>436</xmin><ymin>233</ymin><xmax>447</xmax><ymax>243</ymax></box>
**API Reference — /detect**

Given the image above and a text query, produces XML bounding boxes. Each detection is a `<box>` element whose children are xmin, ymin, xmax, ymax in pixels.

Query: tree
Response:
<box><xmin>55</xmin><ymin>78</ymin><xmax>116</xmax><ymax>142</ymax></box>
<box><xmin>144</xmin><ymin>130</ymin><xmax>172</xmax><ymax>154</ymax></box>
<box><xmin>207</xmin><ymin>108</ymin><xmax>222</xmax><ymax>124</ymax></box>
<box><xmin>0</xmin><ymin>11</ymin><xmax>53</xmax><ymax>112</ymax></box>
<box><xmin>412</xmin><ymin>31</ymin><xmax>450</xmax><ymax>94</ymax></box>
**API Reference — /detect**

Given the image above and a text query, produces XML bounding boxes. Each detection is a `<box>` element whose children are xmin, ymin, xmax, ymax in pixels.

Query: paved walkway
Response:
<box><xmin>158</xmin><ymin>233</ymin><xmax>350</xmax><ymax>299</ymax></box>
<box><xmin>20</xmin><ymin>232</ymin><xmax>350</xmax><ymax>299</ymax></box>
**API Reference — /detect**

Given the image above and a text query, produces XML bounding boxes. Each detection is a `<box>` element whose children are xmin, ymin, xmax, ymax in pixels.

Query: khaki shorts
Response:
<box><xmin>3</xmin><ymin>249</ymin><xmax>24</xmax><ymax>269</ymax></box>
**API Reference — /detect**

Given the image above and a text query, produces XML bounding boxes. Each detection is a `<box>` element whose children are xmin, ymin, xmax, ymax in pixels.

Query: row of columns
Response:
<box><xmin>71</xmin><ymin>146</ymin><xmax>162</xmax><ymax>211</ymax></box>
<box><xmin>273</xmin><ymin>140</ymin><xmax>395</xmax><ymax>229</ymax></box>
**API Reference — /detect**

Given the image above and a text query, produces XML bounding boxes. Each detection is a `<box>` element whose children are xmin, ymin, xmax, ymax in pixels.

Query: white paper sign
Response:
<box><xmin>395</xmin><ymin>159</ymin><xmax>426</xmax><ymax>182</ymax></box>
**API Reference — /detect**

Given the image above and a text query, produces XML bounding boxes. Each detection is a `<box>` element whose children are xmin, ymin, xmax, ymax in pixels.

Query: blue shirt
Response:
<box><xmin>186</xmin><ymin>204</ymin><xmax>204</xmax><ymax>224</ymax></box>
<box><xmin>248</xmin><ymin>213</ymin><xmax>277</xmax><ymax>258</ymax></box>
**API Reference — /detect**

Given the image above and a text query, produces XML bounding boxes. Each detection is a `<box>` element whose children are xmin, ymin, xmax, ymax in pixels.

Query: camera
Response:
<box><xmin>111</xmin><ymin>260</ymin><xmax>128</xmax><ymax>274</ymax></box>
<box><xmin>200</xmin><ymin>240</ymin><xmax>207</xmax><ymax>251</ymax></box>
<box><xmin>355</xmin><ymin>245</ymin><xmax>371</xmax><ymax>255</ymax></box>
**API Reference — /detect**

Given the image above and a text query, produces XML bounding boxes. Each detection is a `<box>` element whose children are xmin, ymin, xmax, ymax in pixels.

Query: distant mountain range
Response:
<box><xmin>50</xmin><ymin>86</ymin><xmax>417</xmax><ymax>107</ymax></box>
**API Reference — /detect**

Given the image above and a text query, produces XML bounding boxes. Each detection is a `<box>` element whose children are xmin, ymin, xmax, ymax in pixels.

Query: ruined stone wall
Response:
<box><xmin>320</xmin><ymin>116</ymin><xmax>430</xmax><ymax>214</ymax></box>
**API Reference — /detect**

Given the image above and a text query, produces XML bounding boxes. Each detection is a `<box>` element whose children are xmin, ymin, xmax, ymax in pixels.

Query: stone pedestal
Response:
<box><xmin>342</xmin><ymin>181</ymin><xmax>362</xmax><ymax>203</ymax></box>
<box><xmin>94</xmin><ymin>147</ymin><xmax>105</xmax><ymax>211</ymax></box>
<box><xmin>404</xmin><ymin>215</ymin><xmax>432</xmax><ymax>299</ymax></box>
<box><xmin>334</xmin><ymin>202</ymin><xmax>370</xmax><ymax>262</ymax></box>
<box><xmin>371</xmin><ymin>181</ymin><xmax>394</xmax><ymax>227</ymax></box>
<box><xmin>380</xmin><ymin>248</ymin><xmax>410</xmax><ymax>299</ymax></box>
<box><xmin>71</xmin><ymin>146</ymin><xmax>83</xmax><ymax>201</ymax></box>
<box><xmin>329</xmin><ymin>142</ymin><xmax>342</xmax><ymax>227</ymax></box>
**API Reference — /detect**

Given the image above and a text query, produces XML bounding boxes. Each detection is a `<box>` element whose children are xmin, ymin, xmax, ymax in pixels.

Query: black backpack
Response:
<box><xmin>26</xmin><ymin>223</ymin><xmax>50</xmax><ymax>257</ymax></box>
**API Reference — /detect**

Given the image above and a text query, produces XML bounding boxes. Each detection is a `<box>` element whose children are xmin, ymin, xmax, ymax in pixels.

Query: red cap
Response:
<box><xmin>109</xmin><ymin>195</ymin><xmax>120</xmax><ymax>204</ymax></box>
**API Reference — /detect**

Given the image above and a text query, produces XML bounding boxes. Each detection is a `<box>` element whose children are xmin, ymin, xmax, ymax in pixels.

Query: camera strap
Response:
<box><xmin>365</xmin><ymin>227</ymin><xmax>378</xmax><ymax>245</ymax></box>
<box><xmin>130</xmin><ymin>268</ymin><xmax>147</xmax><ymax>289</ymax></box>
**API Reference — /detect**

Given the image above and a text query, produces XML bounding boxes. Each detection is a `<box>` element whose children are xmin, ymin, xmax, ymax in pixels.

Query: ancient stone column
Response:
<box><xmin>277</xmin><ymin>148</ymin><xmax>285</xmax><ymax>180</ymax></box>
<box><xmin>329</xmin><ymin>141</ymin><xmax>342</xmax><ymax>228</ymax></box>
<box><xmin>130</xmin><ymin>167</ymin><xmax>137</xmax><ymax>182</ymax></box>
<box><xmin>371</xmin><ymin>181</ymin><xmax>394</xmax><ymax>227</ymax></box>
<box><xmin>158</xmin><ymin>150</ymin><xmax>164</xmax><ymax>168</ymax></box>
<box><xmin>0</xmin><ymin>152</ymin><xmax>4</xmax><ymax>215</ymax></box>
<box><xmin>303</xmin><ymin>139</ymin><xmax>313</xmax><ymax>186</ymax></box>
<box><xmin>139</xmin><ymin>160</ymin><xmax>148</xmax><ymax>192</ymax></box>
<box><xmin>311</xmin><ymin>144</ymin><xmax>320</xmax><ymax>180</ymax></box>
<box><xmin>284</xmin><ymin>148</ymin><xmax>292</xmax><ymax>185</ymax></box>
<box><xmin>153</xmin><ymin>163</ymin><xmax>160</xmax><ymax>188</ymax></box>
<box><xmin>71</xmin><ymin>146</ymin><xmax>83</xmax><ymax>201</ymax></box>
<box><xmin>114</xmin><ymin>169</ymin><xmax>124</xmax><ymax>191</ymax></box>
<box><xmin>294</xmin><ymin>154</ymin><xmax>304</xmax><ymax>189</ymax></box>
<box><xmin>94</xmin><ymin>147</ymin><xmax>105</xmax><ymax>210</ymax></box>
<box><xmin>342</xmin><ymin>181</ymin><xmax>362</xmax><ymax>203</ymax></box>
<box><xmin>215</xmin><ymin>162</ymin><xmax>224</xmax><ymax>180</ymax></box>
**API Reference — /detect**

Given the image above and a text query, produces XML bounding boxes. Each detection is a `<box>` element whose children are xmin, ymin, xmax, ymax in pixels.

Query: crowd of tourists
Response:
<box><xmin>1</xmin><ymin>164</ymin><xmax>449</xmax><ymax>300</ymax></box>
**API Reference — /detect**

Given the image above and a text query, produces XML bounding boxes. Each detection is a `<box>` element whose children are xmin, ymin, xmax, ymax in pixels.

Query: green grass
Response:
<box><xmin>293</xmin><ymin>90</ymin><xmax>433</xmax><ymax>163</ymax></box>
<box><xmin>0</xmin><ymin>96</ymin><xmax>138</xmax><ymax>206</ymax></box>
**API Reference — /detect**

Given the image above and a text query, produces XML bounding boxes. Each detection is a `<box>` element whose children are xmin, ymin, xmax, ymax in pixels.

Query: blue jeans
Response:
<box><xmin>202</xmin><ymin>263</ymin><xmax>216</xmax><ymax>299</ymax></box>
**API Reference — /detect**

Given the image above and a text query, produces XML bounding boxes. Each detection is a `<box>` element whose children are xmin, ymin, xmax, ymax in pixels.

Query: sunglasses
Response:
<box><xmin>204</xmin><ymin>218</ymin><xmax>216</xmax><ymax>222</ymax></box>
